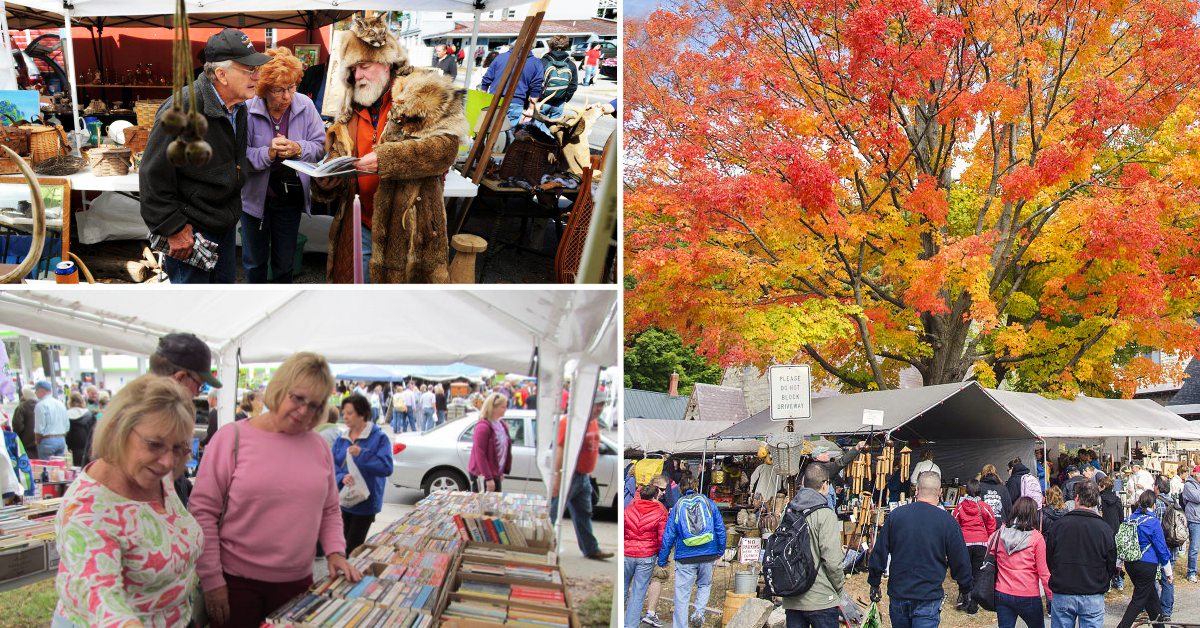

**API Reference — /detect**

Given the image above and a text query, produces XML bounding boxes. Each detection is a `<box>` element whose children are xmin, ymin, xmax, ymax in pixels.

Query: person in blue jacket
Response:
<box><xmin>657</xmin><ymin>479</ymin><xmax>725</xmax><ymax>628</ymax></box>
<box><xmin>624</xmin><ymin>462</ymin><xmax>637</xmax><ymax>507</ymax></box>
<box><xmin>479</xmin><ymin>48</ymin><xmax>543</xmax><ymax>136</ymax></box>
<box><xmin>333</xmin><ymin>394</ymin><xmax>394</xmax><ymax>554</ymax></box>
<box><xmin>1117</xmin><ymin>490</ymin><xmax>1174</xmax><ymax>628</ymax></box>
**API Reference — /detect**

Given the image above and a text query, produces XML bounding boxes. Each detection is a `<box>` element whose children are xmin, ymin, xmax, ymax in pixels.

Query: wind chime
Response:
<box><xmin>161</xmin><ymin>0</ymin><xmax>212</xmax><ymax>167</ymax></box>
<box><xmin>899</xmin><ymin>445</ymin><xmax>913</xmax><ymax>483</ymax></box>
<box><xmin>849</xmin><ymin>447</ymin><xmax>872</xmax><ymax>494</ymax></box>
<box><xmin>875</xmin><ymin>445</ymin><xmax>895</xmax><ymax>492</ymax></box>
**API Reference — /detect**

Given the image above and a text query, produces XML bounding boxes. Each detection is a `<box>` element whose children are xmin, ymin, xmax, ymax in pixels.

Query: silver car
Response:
<box><xmin>390</xmin><ymin>410</ymin><xmax>619</xmax><ymax>510</ymax></box>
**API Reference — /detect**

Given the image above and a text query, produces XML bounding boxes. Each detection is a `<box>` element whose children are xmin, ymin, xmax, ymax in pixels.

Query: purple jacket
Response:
<box><xmin>467</xmin><ymin>419</ymin><xmax>512</xmax><ymax>481</ymax></box>
<box><xmin>241</xmin><ymin>93</ymin><xmax>326</xmax><ymax>218</ymax></box>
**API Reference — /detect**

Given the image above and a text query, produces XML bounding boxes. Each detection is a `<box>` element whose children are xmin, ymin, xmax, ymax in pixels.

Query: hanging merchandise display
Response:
<box><xmin>899</xmin><ymin>445</ymin><xmax>912</xmax><ymax>483</ymax></box>
<box><xmin>161</xmin><ymin>0</ymin><xmax>211</xmax><ymax>168</ymax></box>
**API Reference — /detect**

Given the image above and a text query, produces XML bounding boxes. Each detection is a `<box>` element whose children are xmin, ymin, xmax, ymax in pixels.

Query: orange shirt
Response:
<box><xmin>353</xmin><ymin>93</ymin><xmax>392</xmax><ymax>229</ymax></box>
<box><xmin>557</xmin><ymin>415</ymin><xmax>600</xmax><ymax>474</ymax></box>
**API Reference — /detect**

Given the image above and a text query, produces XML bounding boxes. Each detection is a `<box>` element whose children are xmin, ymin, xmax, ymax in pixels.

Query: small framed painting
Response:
<box><xmin>294</xmin><ymin>44</ymin><xmax>320</xmax><ymax>69</ymax></box>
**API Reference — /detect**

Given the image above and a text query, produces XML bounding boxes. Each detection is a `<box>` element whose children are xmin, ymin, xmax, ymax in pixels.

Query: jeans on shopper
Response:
<box><xmin>422</xmin><ymin>408</ymin><xmax>435</xmax><ymax>431</ymax></box>
<box><xmin>888</xmin><ymin>598</ymin><xmax>942</xmax><ymax>628</ymax></box>
<box><xmin>549</xmin><ymin>471</ymin><xmax>600</xmax><ymax>557</ymax></box>
<box><xmin>1158</xmin><ymin>565</ymin><xmax>1174</xmax><ymax>617</ymax></box>
<box><xmin>785</xmin><ymin>607</ymin><xmax>841</xmax><ymax>628</ymax></box>
<box><xmin>533</xmin><ymin>102</ymin><xmax>565</xmax><ymax>142</ymax></box>
<box><xmin>164</xmin><ymin>226</ymin><xmax>236</xmax><ymax>284</ymax></box>
<box><xmin>403</xmin><ymin>409</ymin><xmax>416</xmax><ymax>432</ymax></box>
<box><xmin>361</xmin><ymin>226</ymin><xmax>372</xmax><ymax>284</ymax></box>
<box><xmin>36</xmin><ymin>435</ymin><xmax>65</xmax><ymax>460</ymax></box>
<box><xmin>240</xmin><ymin>199</ymin><xmax>303</xmax><ymax>284</ymax></box>
<box><xmin>391</xmin><ymin>411</ymin><xmax>404</xmax><ymax>434</ymax></box>
<box><xmin>1050</xmin><ymin>593</ymin><xmax>1105</xmax><ymax>628</ymax></box>
<box><xmin>672</xmin><ymin>560</ymin><xmax>714</xmax><ymax>628</ymax></box>
<box><xmin>624</xmin><ymin>556</ymin><xmax>655</xmax><ymax>628</ymax></box>
<box><xmin>437</xmin><ymin>410</ymin><xmax>447</xmax><ymax>426</ymax></box>
<box><xmin>1189</xmin><ymin>521</ymin><xmax>1200</xmax><ymax>577</ymax></box>
<box><xmin>582</xmin><ymin>65</ymin><xmax>597</xmax><ymax>85</ymax></box>
<box><xmin>996</xmin><ymin>592</ymin><xmax>1044</xmax><ymax>628</ymax></box>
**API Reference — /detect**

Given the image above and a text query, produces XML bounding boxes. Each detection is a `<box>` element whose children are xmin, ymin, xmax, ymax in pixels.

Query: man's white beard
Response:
<box><xmin>353</xmin><ymin>77</ymin><xmax>388</xmax><ymax>108</ymax></box>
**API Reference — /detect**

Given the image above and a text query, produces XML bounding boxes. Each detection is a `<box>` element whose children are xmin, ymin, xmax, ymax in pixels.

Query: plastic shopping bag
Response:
<box><xmin>860</xmin><ymin>602</ymin><xmax>881</xmax><ymax>628</ymax></box>
<box><xmin>339</xmin><ymin>455</ymin><xmax>370</xmax><ymax>508</ymax></box>
<box><xmin>839</xmin><ymin>591</ymin><xmax>864</xmax><ymax>625</ymax></box>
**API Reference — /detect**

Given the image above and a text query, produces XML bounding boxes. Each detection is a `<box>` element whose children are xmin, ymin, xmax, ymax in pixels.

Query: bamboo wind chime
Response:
<box><xmin>899</xmin><ymin>446</ymin><xmax>913</xmax><ymax>483</ymax></box>
<box><xmin>849</xmin><ymin>449</ymin><xmax>871</xmax><ymax>494</ymax></box>
<box><xmin>875</xmin><ymin>446</ymin><xmax>895</xmax><ymax>492</ymax></box>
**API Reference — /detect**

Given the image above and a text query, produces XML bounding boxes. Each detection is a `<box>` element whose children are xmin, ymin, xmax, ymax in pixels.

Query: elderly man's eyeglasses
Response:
<box><xmin>268</xmin><ymin>85</ymin><xmax>298</xmax><ymax>97</ymax></box>
<box><xmin>287</xmin><ymin>392</ymin><xmax>324</xmax><ymax>414</ymax></box>
<box><xmin>132</xmin><ymin>430</ymin><xmax>191</xmax><ymax>459</ymax></box>
<box><xmin>228</xmin><ymin>65</ymin><xmax>261</xmax><ymax>78</ymax></box>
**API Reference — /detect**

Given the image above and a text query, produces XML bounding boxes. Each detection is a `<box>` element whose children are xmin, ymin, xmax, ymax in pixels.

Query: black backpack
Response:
<box><xmin>762</xmin><ymin>502</ymin><xmax>824</xmax><ymax>597</ymax></box>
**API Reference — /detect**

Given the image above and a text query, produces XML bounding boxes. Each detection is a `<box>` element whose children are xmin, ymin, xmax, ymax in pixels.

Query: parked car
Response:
<box><xmin>390</xmin><ymin>409</ymin><xmax>619</xmax><ymax>510</ymax></box>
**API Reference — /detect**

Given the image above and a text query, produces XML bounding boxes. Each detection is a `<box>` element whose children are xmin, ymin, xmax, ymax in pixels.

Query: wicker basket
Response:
<box><xmin>87</xmin><ymin>146</ymin><xmax>132</xmax><ymax>176</ymax></box>
<box><xmin>123</xmin><ymin>126</ymin><xmax>151</xmax><ymax>152</ymax></box>
<box><xmin>0</xmin><ymin>154</ymin><xmax>22</xmax><ymax>175</ymax></box>
<box><xmin>497</xmin><ymin>137</ymin><xmax>561</xmax><ymax>182</ymax></box>
<box><xmin>135</xmin><ymin>100</ymin><xmax>164</xmax><ymax>127</ymax></box>
<box><xmin>33</xmin><ymin>155</ymin><xmax>86</xmax><ymax>176</ymax></box>
<box><xmin>28</xmin><ymin>125</ymin><xmax>68</xmax><ymax>165</ymax></box>
<box><xmin>0</xmin><ymin>124</ymin><xmax>31</xmax><ymax>156</ymax></box>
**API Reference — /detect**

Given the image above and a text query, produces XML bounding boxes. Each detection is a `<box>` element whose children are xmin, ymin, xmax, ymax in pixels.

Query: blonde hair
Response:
<box><xmin>1044</xmin><ymin>486</ymin><xmax>1066</xmax><ymax>510</ymax></box>
<box><xmin>68</xmin><ymin>392</ymin><xmax>85</xmax><ymax>409</ymax></box>
<box><xmin>256</xmin><ymin>47</ymin><xmax>305</xmax><ymax>97</ymax></box>
<box><xmin>91</xmin><ymin>374</ymin><xmax>194</xmax><ymax>467</ymax></box>
<box><xmin>478</xmin><ymin>392</ymin><xmax>507</xmax><ymax>421</ymax></box>
<box><xmin>263</xmin><ymin>352</ymin><xmax>335</xmax><ymax>429</ymax></box>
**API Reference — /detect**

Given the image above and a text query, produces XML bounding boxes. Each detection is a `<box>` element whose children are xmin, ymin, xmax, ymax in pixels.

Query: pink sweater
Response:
<box><xmin>189</xmin><ymin>421</ymin><xmax>346</xmax><ymax>591</ymax></box>
<box><xmin>992</xmin><ymin>528</ymin><xmax>1052</xmax><ymax>601</ymax></box>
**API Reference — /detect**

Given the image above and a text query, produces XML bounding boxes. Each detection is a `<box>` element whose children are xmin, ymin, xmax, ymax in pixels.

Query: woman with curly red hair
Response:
<box><xmin>240</xmin><ymin>47</ymin><xmax>326</xmax><ymax>283</ymax></box>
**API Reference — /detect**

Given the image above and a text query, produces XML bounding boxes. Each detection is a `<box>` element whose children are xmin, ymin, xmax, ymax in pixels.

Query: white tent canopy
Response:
<box><xmin>623</xmin><ymin>419</ymin><xmax>760</xmax><ymax>455</ymax></box>
<box><xmin>10</xmin><ymin>0</ymin><xmax>530</xmax><ymax>18</ymax></box>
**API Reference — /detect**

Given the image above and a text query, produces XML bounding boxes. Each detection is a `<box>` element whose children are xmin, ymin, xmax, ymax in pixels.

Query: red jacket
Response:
<box><xmin>624</xmin><ymin>496</ymin><xmax>668</xmax><ymax>558</ymax></box>
<box><xmin>954</xmin><ymin>498</ymin><xmax>997</xmax><ymax>544</ymax></box>
<box><xmin>993</xmin><ymin>528</ymin><xmax>1052</xmax><ymax>600</ymax></box>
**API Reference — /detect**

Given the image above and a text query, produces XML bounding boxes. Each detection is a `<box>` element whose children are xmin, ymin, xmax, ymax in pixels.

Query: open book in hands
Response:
<box><xmin>283</xmin><ymin>155</ymin><xmax>362</xmax><ymax>178</ymax></box>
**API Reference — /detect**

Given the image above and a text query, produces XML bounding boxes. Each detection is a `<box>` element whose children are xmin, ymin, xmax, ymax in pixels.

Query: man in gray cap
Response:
<box><xmin>149</xmin><ymin>333</ymin><xmax>223</xmax><ymax>397</ymax></box>
<box><xmin>141</xmin><ymin>28</ymin><xmax>270</xmax><ymax>284</ymax></box>
<box><xmin>33</xmin><ymin>379</ymin><xmax>68</xmax><ymax>459</ymax></box>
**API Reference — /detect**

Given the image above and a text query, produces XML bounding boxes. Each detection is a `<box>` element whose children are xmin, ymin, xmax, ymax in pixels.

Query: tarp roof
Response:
<box><xmin>624</xmin><ymin>419</ymin><xmax>760</xmax><ymax>455</ymax></box>
<box><xmin>9</xmin><ymin>0</ymin><xmax>530</xmax><ymax>20</ymax></box>
<box><xmin>623</xmin><ymin>388</ymin><xmax>688</xmax><ymax>421</ymax></box>
<box><xmin>0</xmin><ymin>289</ymin><xmax>616</xmax><ymax>374</ymax></box>
<box><xmin>713</xmin><ymin>381</ymin><xmax>1200</xmax><ymax>442</ymax></box>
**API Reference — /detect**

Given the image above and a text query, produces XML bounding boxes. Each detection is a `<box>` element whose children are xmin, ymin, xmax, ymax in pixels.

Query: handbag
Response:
<box><xmin>339</xmin><ymin>452</ymin><xmax>370</xmax><ymax>508</ymax></box>
<box><xmin>970</xmin><ymin>531</ymin><xmax>1001</xmax><ymax>612</ymax></box>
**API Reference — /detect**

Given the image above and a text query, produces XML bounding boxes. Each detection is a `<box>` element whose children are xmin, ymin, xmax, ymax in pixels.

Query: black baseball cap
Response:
<box><xmin>156</xmin><ymin>333</ymin><xmax>222</xmax><ymax>388</ymax></box>
<box><xmin>204</xmin><ymin>29</ymin><xmax>270</xmax><ymax>66</ymax></box>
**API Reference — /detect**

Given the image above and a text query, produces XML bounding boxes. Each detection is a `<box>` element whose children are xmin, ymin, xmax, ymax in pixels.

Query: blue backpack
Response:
<box><xmin>675</xmin><ymin>494</ymin><xmax>715</xmax><ymax>546</ymax></box>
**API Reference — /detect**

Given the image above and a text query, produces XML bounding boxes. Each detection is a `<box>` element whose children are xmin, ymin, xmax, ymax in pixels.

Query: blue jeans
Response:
<box><xmin>437</xmin><ymin>410</ymin><xmax>446</xmax><ymax>426</ymax></box>
<box><xmin>1050</xmin><ymin>593</ymin><xmax>1104</xmax><ymax>628</ymax></box>
<box><xmin>164</xmin><ymin>226</ymin><xmax>237</xmax><ymax>283</ymax></box>
<box><xmin>422</xmin><ymin>408</ymin><xmax>435</xmax><ymax>431</ymax></box>
<box><xmin>624</xmin><ymin>556</ymin><xmax>655</xmax><ymax>628</ymax></box>
<box><xmin>36</xmin><ymin>435</ymin><xmax>65</xmax><ymax>460</ymax></box>
<box><xmin>1189</xmin><ymin>521</ymin><xmax>1200</xmax><ymax>577</ymax></box>
<box><xmin>361</xmin><ymin>226</ymin><xmax>372</xmax><ymax>284</ymax></box>
<box><xmin>240</xmin><ymin>198</ymin><xmax>302</xmax><ymax>284</ymax></box>
<box><xmin>403</xmin><ymin>409</ymin><xmax>416</xmax><ymax>432</ymax></box>
<box><xmin>504</xmin><ymin>100</ymin><xmax>526</xmax><ymax>129</ymax></box>
<box><xmin>888</xmin><ymin>598</ymin><xmax>942</xmax><ymax>628</ymax></box>
<box><xmin>390</xmin><ymin>411</ymin><xmax>404</xmax><ymax>433</ymax></box>
<box><xmin>785</xmin><ymin>607</ymin><xmax>841</xmax><ymax>628</ymax></box>
<box><xmin>582</xmin><ymin>65</ymin><xmax>597</xmax><ymax>85</ymax></box>
<box><xmin>550</xmin><ymin>471</ymin><xmax>600</xmax><ymax>557</ymax></box>
<box><xmin>534</xmin><ymin>102</ymin><xmax>565</xmax><ymax>141</ymax></box>
<box><xmin>996</xmin><ymin>591</ymin><xmax>1044</xmax><ymax>628</ymax></box>
<box><xmin>1159</xmin><ymin>567</ymin><xmax>1174</xmax><ymax>616</ymax></box>
<box><xmin>673</xmin><ymin>561</ymin><xmax>714</xmax><ymax>628</ymax></box>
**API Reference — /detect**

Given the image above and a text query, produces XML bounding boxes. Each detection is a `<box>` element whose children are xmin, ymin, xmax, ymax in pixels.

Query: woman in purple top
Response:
<box><xmin>467</xmin><ymin>393</ymin><xmax>512</xmax><ymax>492</ymax></box>
<box><xmin>240</xmin><ymin>47</ymin><xmax>326</xmax><ymax>283</ymax></box>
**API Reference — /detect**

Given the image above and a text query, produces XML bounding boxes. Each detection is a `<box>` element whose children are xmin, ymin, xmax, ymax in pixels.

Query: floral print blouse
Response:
<box><xmin>54</xmin><ymin>464</ymin><xmax>203</xmax><ymax>627</ymax></box>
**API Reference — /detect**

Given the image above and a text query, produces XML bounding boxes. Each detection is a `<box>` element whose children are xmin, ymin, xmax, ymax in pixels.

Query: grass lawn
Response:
<box><xmin>0</xmin><ymin>576</ymin><xmax>56</xmax><ymax>627</ymax></box>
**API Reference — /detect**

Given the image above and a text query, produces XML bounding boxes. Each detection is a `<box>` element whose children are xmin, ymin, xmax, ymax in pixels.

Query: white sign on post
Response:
<box><xmin>739</xmin><ymin>537</ymin><xmax>762</xmax><ymax>563</ymax></box>
<box><xmin>768</xmin><ymin>364</ymin><xmax>811</xmax><ymax>421</ymax></box>
<box><xmin>862</xmin><ymin>409</ymin><xmax>884</xmax><ymax>427</ymax></box>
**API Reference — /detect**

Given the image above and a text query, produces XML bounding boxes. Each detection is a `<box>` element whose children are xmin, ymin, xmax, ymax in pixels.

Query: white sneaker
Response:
<box><xmin>641</xmin><ymin>614</ymin><xmax>663</xmax><ymax>628</ymax></box>
<box><xmin>1189</xmin><ymin>574</ymin><xmax>1198</xmax><ymax>583</ymax></box>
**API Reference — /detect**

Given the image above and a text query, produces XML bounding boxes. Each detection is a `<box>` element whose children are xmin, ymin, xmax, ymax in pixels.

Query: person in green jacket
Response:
<box><xmin>782</xmin><ymin>463</ymin><xmax>850</xmax><ymax>626</ymax></box>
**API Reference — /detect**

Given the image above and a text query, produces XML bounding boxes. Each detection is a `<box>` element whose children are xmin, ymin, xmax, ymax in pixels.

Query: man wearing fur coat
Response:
<box><xmin>312</xmin><ymin>19</ymin><xmax>468</xmax><ymax>283</ymax></box>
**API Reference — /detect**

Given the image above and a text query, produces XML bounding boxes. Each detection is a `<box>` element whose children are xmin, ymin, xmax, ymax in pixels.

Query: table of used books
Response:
<box><xmin>0</xmin><ymin>498</ymin><xmax>64</xmax><ymax>592</ymax></box>
<box><xmin>266</xmin><ymin>491</ymin><xmax>576</xmax><ymax>628</ymax></box>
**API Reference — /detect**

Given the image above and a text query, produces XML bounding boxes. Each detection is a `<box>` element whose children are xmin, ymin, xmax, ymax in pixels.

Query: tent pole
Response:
<box><xmin>62</xmin><ymin>9</ymin><xmax>82</xmax><ymax>154</ymax></box>
<box><xmin>576</xmin><ymin>127</ymin><xmax>617</xmax><ymax>283</ymax></box>
<box><xmin>0</xmin><ymin>2</ymin><xmax>15</xmax><ymax>90</ymax></box>
<box><xmin>463</xmin><ymin>8</ymin><xmax>481</xmax><ymax>89</ymax></box>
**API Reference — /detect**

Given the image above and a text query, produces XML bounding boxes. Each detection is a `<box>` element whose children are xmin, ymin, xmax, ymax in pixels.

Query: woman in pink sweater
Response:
<box><xmin>991</xmin><ymin>496</ymin><xmax>1051</xmax><ymax>628</ymax></box>
<box><xmin>190</xmin><ymin>352</ymin><xmax>363</xmax><ymax>628</ymax></box>
<box><xmin>467</xmin><ymin>393</ymin><xmax>512</xmax><ymax>492</ymax></box>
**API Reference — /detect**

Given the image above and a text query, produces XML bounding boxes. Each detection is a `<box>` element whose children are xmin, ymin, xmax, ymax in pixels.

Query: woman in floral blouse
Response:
<box><xmin>53</xmin><ymin>374</ymin><xmax>202</xmax><ymax>627</ymax></box>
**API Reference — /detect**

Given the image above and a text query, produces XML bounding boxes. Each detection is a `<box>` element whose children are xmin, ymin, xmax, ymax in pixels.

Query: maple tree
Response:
<box><xmin>624</xmin><ymin>0</ymin><xmax>1200</xmax><ymax>397</ymax></box>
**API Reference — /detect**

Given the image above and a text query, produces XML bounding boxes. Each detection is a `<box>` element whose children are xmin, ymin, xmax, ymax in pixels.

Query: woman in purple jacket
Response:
<box><xmin>467</xmin><ymin>393</ymin><xmax>512</xmax><ymax>492</ymax></box>
<box><xmin>240</xmin><ymin>47</ymin><xmax>326</xmax><ymax>283</ymax></box>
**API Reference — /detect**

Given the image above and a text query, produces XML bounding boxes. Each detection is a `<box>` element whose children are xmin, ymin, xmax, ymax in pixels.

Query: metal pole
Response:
<box><xmin>62</xmin><ymin>9</ymin><xmax>82</xmax><ymax>155</ymax></box>
<box><xmin>577</xmin><ymin>127</ymin><xmax>617</xmax><ymax>283</ymax></box>
<box><xmin>463</xmin><ymin>8</ymin><xmax>481</xmax><ymax>89</ymax></box>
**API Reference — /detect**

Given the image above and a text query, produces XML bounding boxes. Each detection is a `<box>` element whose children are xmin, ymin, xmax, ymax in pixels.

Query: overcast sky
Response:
<box><xmin>625</xmin><ymin>0</ymin><xmax>659</xmax><ymax>19</ymax></box>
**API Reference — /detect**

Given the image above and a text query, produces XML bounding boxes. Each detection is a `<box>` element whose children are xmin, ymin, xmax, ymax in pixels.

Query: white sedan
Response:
<box><xmin>389</xmin><ymin>410</ymin><xmax>620</xmax><ymax>510</ymax></box>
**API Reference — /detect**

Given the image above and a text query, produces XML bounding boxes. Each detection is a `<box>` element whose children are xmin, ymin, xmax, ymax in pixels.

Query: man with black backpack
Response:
<box><xmin>657</xmin><ymin>478</ymin><xmax>725</xmax><ymax>628</ymax></box>
<box><xmin>774</xmin><ymin>464</ymin><xmax>849</xmax><ymax>628</ymax></box>
<box><xmin>532</xmin><ymin>35</ymin><xmax>578</xmax><ymax>143</ymax></box>
<box><xmin>1046</xmin><ymin>481</ymin><xmax>1115</xmax><ymax>628</ymax></box>
<box><xmin>867</xmin><ymin>471</ymin><xmax>973</xmax><ymax>628</ymax></box>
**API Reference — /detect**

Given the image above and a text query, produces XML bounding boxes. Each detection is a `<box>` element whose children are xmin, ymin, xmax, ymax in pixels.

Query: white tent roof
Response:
<box><xmin>0</xmin><ymin>289</ymin><xmax>615</xmax><ymax>373</ymax></box>
<box><xmin>984</xmin><ymin>388</ymin><xmax>1200</xmax><ymax>439</ymax></box>
<box><xmin>624</xmin><ymin>419</ymin><xmax>760</xmax><ymax>455</ymax></box>
<box><xmin>11</xmin><ymin>0</ymin><xmax>530</xmax><ymax>19</ymax></box>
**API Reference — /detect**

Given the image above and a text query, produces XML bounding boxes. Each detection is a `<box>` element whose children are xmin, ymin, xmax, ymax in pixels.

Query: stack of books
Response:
<box><xmin>265</xmin><ymin>594</ymin><xmax>434</xmax><ymax>627</ymax></box>
<box><xmin>458</xmin><ymin>560</ymin><xmax>562</xmax><ymax>584</ymax></box>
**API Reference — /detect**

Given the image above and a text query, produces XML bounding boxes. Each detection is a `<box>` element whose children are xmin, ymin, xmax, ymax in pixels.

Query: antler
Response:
<box><xmin>0</xmin><ymin>146</ymin><xmax>44</xmax><ymax>284</ymax></box>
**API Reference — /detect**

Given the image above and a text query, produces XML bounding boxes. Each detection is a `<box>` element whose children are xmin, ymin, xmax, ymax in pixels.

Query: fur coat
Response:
<box><xmin>313</xmin><ymin>70</ymin><xmax>468</xmax><ymax>283</ymax></box>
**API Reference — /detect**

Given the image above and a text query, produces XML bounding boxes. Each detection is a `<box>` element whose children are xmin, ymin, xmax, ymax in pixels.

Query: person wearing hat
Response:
<box><xmin>149</xmin><ymin>332</ymin><xmax>223</xmax><ymax>397</ymax></box>
<box><xmin>1183</xmin><ymin>464</ymin><xmax>1200</xmax><ymax>582</ymax></box>
<box><xmin>141</xmin><ymin>28</ymin><xmax>271</xmax><ymax>284</ymax></box>
<box><xmin>312</xmin><ymin>14</ymin><xmax>467</xmax><ymax>283</ymax></box>
<box><xmin>33</xmin><ymin>379</ymin><xmax>68</xmax><ymax>459</ymax></box>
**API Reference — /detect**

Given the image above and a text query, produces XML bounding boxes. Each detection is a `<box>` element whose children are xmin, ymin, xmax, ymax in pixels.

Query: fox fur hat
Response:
<box><xmin>332</xmin><ymin>14</ymin><xmax>411</xmax><ymax>121</ymax></box>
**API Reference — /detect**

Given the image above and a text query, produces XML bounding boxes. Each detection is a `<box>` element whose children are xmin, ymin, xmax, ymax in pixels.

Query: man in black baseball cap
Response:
<box><xmin>149</xmin><ymin>332</ymin><xmax>222</xmax><ymax>396</ymax></box>
<box><xmin>140</xmin><ymin>28</ymin><xmax>270</xmax><ymax>284</ymax></box>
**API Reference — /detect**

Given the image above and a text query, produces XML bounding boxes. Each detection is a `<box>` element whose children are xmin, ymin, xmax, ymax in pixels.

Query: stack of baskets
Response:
<box><xmin>87</xmin><ymin>146</ymin><xmax>132</xmax><ymax>176</ymax></box>
<box><xmin>765</xmin><ymin>432</ymin><xmax>812</xmax><ymax>477</ymax></box>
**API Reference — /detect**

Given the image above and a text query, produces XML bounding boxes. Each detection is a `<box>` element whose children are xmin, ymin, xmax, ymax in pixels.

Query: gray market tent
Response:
<box><xmin>624</xmin><ymin>419</ymin><xmax>760</xmax><ymax>455</ymax></box>
<box><xmin>712</xmin><ymin>381</ymin><xmax>1200</xmax><ymax>484</ymax></box>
